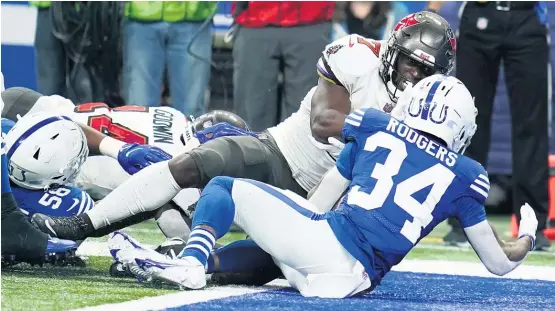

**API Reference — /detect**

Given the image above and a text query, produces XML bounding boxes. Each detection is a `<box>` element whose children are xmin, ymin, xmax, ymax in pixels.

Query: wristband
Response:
<box><xmin>99</xmin><ymin>137</ymin><xmax>126</xmax><ymax>159</ymax></box>
<box><xmin>518</xmin><ymin>233</ymin><xmax>536</xmax><ymax>252</ymax></box>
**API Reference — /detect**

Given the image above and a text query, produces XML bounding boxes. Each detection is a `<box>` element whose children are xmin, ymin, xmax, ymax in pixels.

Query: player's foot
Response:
<box><xmin>31</xmin><ymin>214</ymin><xmax>92</xmax><ymax>241</ymax></box>
<box><xmin>107</xmin><ymin>231</ymin><xmax>149</xmax><ymax>278</ymax></box>
<box><xmin>2</xmin><ymin>237</ymin><xmax>84</xmax><ymax>268</ymax></box>
<box><xmin>45</xmin><ymin>237</ymin><xmax>85</xmax><ymax>267</ymax></box>
<box><xmin>443</xmin><ymin>228</ymin><xmax>470</xmax><ymax>248</ymax></box>
<box><xmin>121</xmin><ymin>248</ymin><xmax>206</xmax><ymax>289</ymax></box>
<box><xmin>535</xmin><ymin>231</ymin><xmax>551</xmax><ymax>251</ymax></box>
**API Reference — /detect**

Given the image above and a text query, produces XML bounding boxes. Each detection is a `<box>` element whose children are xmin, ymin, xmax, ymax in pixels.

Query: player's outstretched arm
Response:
<box><xmin>76</xmin><ymin>123</ymin><xmax>172</xmax><ymax>175</ymax></box>
<box><xmin>76</xmin><ymin>123</ymin><xmax>116</xmax><ymax>155</ymax></box>
<box><xmin>310</xmin><ymin>78</ymin><xmax>351</xmax><ymax>143</ymax></box>
<box><xmin>464</xmin><ymin>204</ymin><xmax>537</xmax><ymax>276</ymax></box>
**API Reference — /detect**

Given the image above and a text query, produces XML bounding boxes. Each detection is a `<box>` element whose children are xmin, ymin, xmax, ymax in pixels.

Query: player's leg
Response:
<box><xmin>32</xmin><ymin>135</ymin><xmax>303</xmax><ymax>240</ymax></box>
<box><xmin>127</xmin><ymin>177</ymin><xmax>369</xmax><ymax>297</ymax></box>
<box><xmin>208</xmin><ymin>239</ymin><xmax>284</xmax><ymax>286</ymax></box>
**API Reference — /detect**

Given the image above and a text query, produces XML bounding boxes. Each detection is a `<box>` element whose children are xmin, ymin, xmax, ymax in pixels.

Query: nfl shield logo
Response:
<box><xmin>477</xmin><ymin>17</ymin><xmax>488</xmax><ymax>30</ymax></box>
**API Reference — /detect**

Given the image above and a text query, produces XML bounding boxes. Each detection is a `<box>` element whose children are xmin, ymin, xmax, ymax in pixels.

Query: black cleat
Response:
<box><xmin>2</xmin><ymin>249</ymin><xmax>86</xmax><ymax>268</ymax></box>
<box><xmin>31</xmin><ymin>214</ymin><xmax>92</xmax><ymax>241</ymax></box>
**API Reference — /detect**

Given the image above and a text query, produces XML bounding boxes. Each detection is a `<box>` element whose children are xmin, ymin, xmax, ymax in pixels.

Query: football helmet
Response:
<box><xmin>5</xmin><ymin>111</ymin><xmax>89</xmax><ymax>190</ymax></box>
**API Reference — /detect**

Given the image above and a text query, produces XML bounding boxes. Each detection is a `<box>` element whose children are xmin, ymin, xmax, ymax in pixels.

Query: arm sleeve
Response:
<box><xmin>464</xmin><ymin>220</ymin><xmax>525</xmax><ymax>276</ymax></box>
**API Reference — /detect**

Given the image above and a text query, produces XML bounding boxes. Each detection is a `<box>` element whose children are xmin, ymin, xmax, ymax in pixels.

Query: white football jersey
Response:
<box><xmin>268</xmin><ymin>34</ymin><xmax>399</xmax><ymax>192</ymax></box>
<box><xmin>70</xmin><ymin>103</ymin><xmax>189</xmax><ymax>155</ymax></box>
<box><xmin>67</xmin><ymin>103</ymin><xmax>200</xmax><ymax>209</ymax></box>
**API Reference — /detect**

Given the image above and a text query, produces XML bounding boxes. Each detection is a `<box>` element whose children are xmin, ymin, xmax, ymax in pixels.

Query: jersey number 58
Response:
<box><xmin>39</xmin><ymin>188</ymin><xmax>71</xmax><ymax>210</ymax></box>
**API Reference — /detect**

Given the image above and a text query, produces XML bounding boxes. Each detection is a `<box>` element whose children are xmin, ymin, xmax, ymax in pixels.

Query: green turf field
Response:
<box><xmin>2</xmin><ymin>215</ymin><xmax>553</xmax><ymax>311</ymax></box>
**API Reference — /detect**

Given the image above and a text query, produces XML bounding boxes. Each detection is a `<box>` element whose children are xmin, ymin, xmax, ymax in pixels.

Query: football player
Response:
<box><xmin>0</xmin><ymin>76</ymin><xmax>79</xmax><ymax>267</ymax></box>
<box><xmin>116</xmin><ymin>75</ymin><xmax>538</xmax><ymax>297</ymax></box>
<box><xmin>2</xmin><ymin>88</ymin><xmax>255</xmax><ymax>239</ymax></box>
<box><xmin>31</xmin><ymin>12</ymin><xmax>459</xmax><ymax>245</ymax></box>
<box><xmin>2</xmin><ymin>115</ymin><xmax>94</xmax><ymax>218</ymax></box>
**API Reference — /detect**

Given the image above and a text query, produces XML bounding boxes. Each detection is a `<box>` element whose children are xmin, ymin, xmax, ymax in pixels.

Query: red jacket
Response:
<box><xmin>232</xmin><ymin>1</ymin><xmax>335</xmax><ymax>28</ymax></box>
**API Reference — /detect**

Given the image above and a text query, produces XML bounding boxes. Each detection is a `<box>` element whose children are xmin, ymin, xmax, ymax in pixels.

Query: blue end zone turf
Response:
<box><xmin>167</xmin><ymin>271</ymin><xmax>555</xmax><ymax>311</ymax></box>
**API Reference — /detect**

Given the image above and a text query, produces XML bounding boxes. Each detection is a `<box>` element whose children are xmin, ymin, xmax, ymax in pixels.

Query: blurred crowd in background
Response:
<box><xmin>5</xmin><ymin>1</ymin><xmax>554</xmax><ymax>246</ymax></box>
<box><xmin>28</xmin><ymin>1</ymin><xmax>419</xmax><ymax>126</ymax></box>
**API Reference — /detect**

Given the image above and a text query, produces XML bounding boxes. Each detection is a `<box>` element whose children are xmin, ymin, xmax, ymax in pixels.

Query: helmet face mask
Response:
<box><xmin>380</xmin><ymin>11</ymin><xmax>456</xmax><ymax>103</ymax></box>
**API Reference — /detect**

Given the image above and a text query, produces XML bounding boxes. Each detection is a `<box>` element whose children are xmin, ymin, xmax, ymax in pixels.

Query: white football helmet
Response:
<box><xmin>397</xmin><ymin>74</ymin><xmax>477</xmax><ymax>154</ymax></box>
<box><xmin>5</xmin><ymin>111</ymin><xmax>89</xmax><ymax>190</ymax></box>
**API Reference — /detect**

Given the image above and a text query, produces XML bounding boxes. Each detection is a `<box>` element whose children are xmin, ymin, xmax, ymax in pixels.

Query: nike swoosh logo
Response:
<box><xmin>68</xmin><ymin>198</ymin><xmax>79</xmax><ymax>211</ymax></box>
<box><xmin>125</xmin><ymin>148</ymin><xmax>141</xmax><ymax>158</ymax></box>
<box><xmin>45</xmin><ymin>220</ymin><xmax>58</xmax><ymax>236</ymax></box>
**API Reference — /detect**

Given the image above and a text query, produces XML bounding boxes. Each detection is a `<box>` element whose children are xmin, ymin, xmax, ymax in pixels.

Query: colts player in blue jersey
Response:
<box><xmin>1</xmin><ymin>89</ymin><xmax>78</xmax><ymax>266</ymax></box>
<box><xmin>115</xmin><ymin>75</ymin><xmax>538</xmax><ymax>297</ymax></box>
<box><xmin>2</xmin><ymin>116</ymin><xmax>94</xmax><ymax>218</ymax></box>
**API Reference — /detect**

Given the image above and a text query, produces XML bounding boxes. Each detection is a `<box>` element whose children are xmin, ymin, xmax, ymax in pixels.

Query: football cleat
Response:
<box><xmin>31</xmin><ymin>213</ymin><xmax>92</xmax><ymax>241</ymax></box>
<box><xmin>119</xmin><ymin>248</ymin><xmax>207</xmax><ymax>289</ymax></box>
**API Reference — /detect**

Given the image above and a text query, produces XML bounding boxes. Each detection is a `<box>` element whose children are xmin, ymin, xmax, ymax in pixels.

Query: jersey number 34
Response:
<box><xmin>348</xmin><ymin>132</ymin><xmax>456</xmax><ymax>244</ymax></box>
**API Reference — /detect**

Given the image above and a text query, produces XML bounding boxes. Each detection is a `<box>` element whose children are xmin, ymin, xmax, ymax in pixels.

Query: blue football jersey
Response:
<box><xmin>327</xmin><ymin>108</ymin><xmax>488</xmax><ymax>284</ymax></box>
<box><xmin>11</xmin><ymin>184</ymin><xmax>95</xmax><ymax>217</ymax></box>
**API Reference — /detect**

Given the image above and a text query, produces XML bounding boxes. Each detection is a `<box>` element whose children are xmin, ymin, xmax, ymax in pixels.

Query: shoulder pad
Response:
<box><xmin>342</xmin><ymin>108</ymin><xmax>390</xmax><ymax>141</ymax></box>
<box><xmin>458</xmin><ymin>157</ymin><xmax>489</xmax><ymax>205</ymax></box>
<box><xmin>317</xmin><ymin>35</ymin><xmax>383</xmax><ymax>91</ymax></box>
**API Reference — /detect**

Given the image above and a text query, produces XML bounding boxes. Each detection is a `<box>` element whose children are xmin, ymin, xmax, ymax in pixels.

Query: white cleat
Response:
<box><xmin>108</xmin><ymin>230</ymin><xmax>149</xmax><ymax>260</ymax></box>
<box><xmin>133</xmin><ymin>253</ymin><xmax>207</xmax><ymax>290</ymax></box>
<box><xmin>116</xmin><ymin>247</ymin><xmax>171</xmax><ymax>282</ymax></box>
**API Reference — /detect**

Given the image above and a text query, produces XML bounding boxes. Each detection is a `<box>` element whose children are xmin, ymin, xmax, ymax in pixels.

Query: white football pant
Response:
<box><xmin>230</xmin><ymin>179</ymin><xmax>371</xmax><ymax>298</ymax></box>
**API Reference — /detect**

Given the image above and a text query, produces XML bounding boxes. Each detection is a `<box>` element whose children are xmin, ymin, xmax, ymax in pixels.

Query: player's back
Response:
<box><xmin>327</xmin><ymin>108</ymin><xmax>487</xmax><ymax>284</ymax></box>
<box><xmin>71</xmin><ymin>103</ymin><xmax>188</xmax><ymax>155</ymax></box>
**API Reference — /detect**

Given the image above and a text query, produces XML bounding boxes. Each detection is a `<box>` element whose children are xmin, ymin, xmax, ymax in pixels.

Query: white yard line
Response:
<box><xmin>71</xmin><ymin>280</ymin><xmax>289</xmax><ymax>311</ymax></box>
<box><xmin>392</xmin><ymin>259</ymin><xmax>555</xmax><ymax>282</ymax></box>
<box><xmin>73</xmin><ymin>241</ymin><xmax>555</xmax><ymax>311</ymax></box>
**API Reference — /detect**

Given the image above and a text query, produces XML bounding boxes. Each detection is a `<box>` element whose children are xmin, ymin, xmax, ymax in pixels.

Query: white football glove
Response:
<box><xmin>518</xmin><ymin>203</ymin><xmax>538</xmax><ymax>251</ymax></box>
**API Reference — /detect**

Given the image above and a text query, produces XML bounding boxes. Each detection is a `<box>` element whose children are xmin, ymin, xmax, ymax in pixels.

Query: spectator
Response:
<box><xmin>123</xmin><ymin>2</ymin><xmax>216</xmax><ymax>116</ymax></box>
<box><xmin>339</xmin><ymin>1</ymin><xmax>408</xmax><ymax>40</ymax></box>
<box><xmin>30</xmin><ymin>1</ymin><xmax>100</xmax><ymax>104</ymax></box>
<box><xmin>428</xmin><ymin>1</ymin><xmax>552</xmax><ymax>250</ymax></box>
<box><xmin>232</xmin><ymin>1</ymin><xmax>334</xmax><ymax>131</ymax></box>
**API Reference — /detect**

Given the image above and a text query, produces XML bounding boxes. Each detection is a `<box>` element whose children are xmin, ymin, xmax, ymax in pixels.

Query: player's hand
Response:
<box><xmin>194</xmin><ymin>122</ymin><xmax>256</xmax><ymax>144</ymax></box>
<box><xmin>518</xmin><ymin>203</ymin><xmax>538</xmax><ymax>251</ymax></box>
<box><xmin>117</xmin><ymin>143</ymin><xmax>173</xmax><ymax>175</ymax></box>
